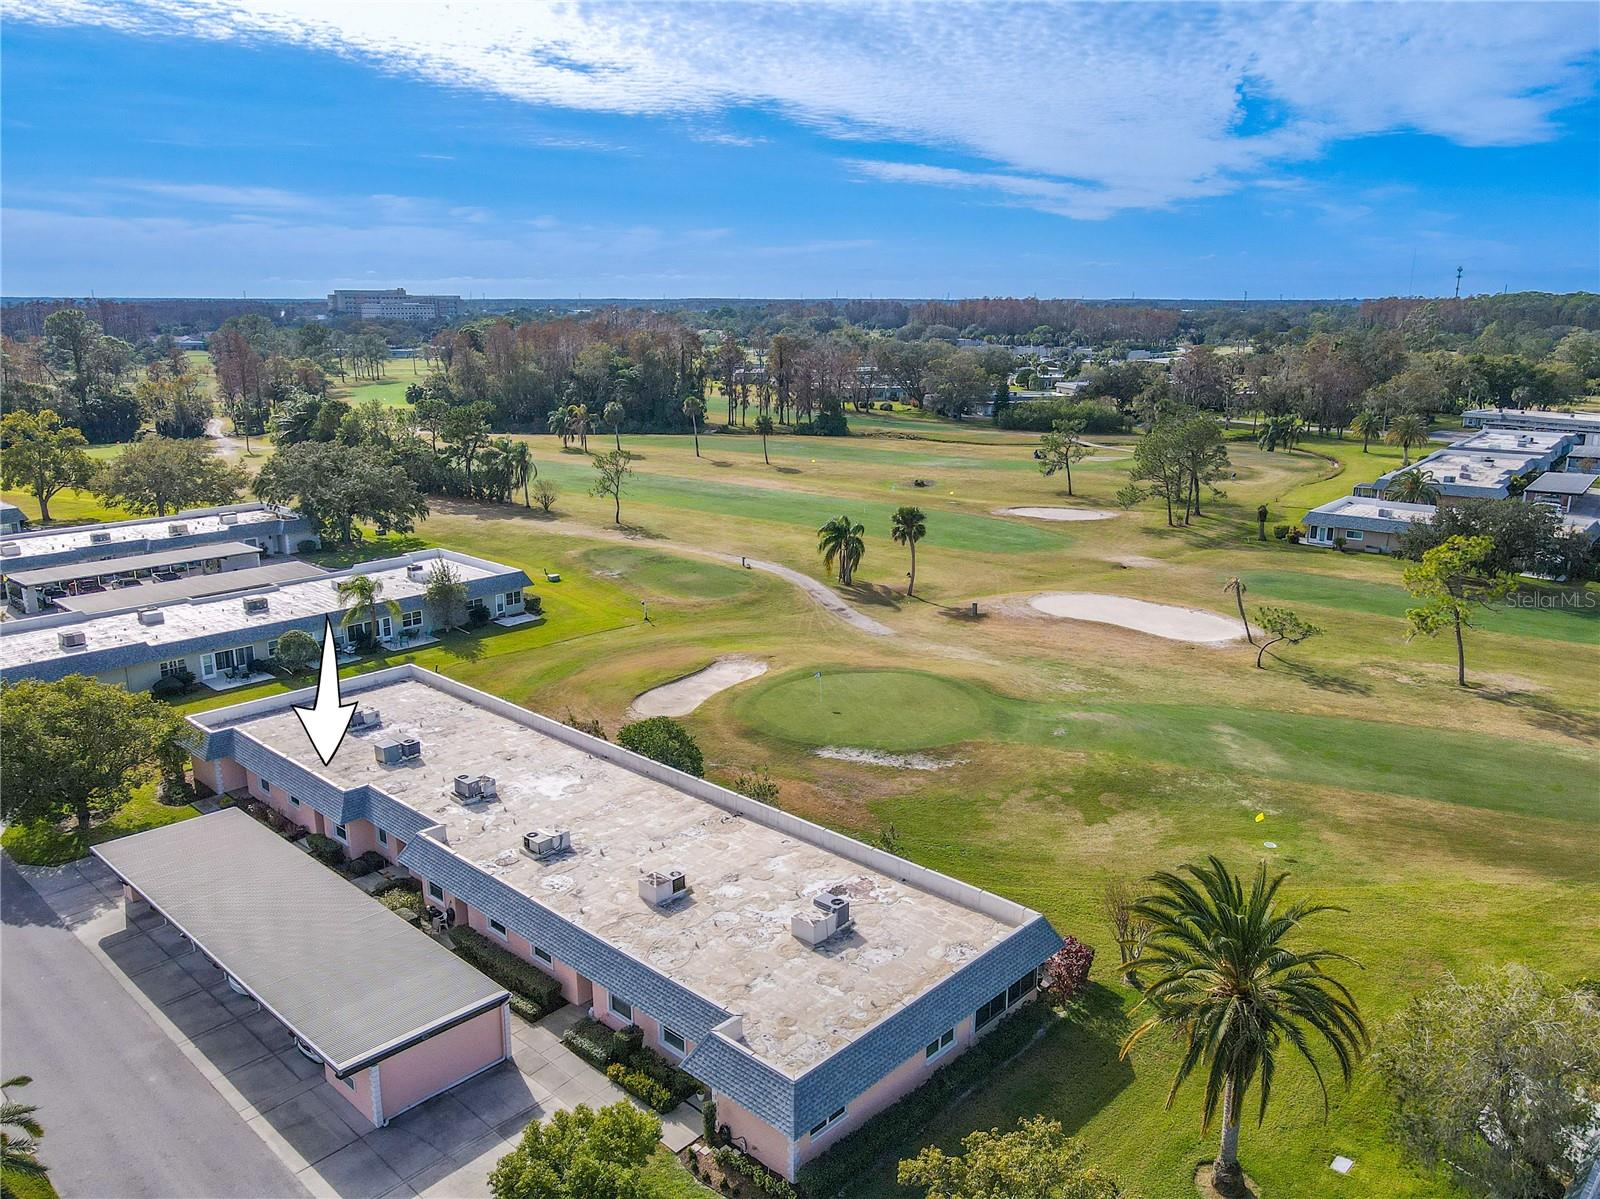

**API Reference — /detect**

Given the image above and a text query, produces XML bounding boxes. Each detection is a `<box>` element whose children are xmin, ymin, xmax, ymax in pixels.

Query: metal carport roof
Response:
<box><xmin>94</xmin><ymin>808</ymin><xmax>507</xmax><ymax>1076</ymax></box>
<box><xmin>4</xmin><ymin>541</ymin><xmax>266</xmax><ymax>586</ymax></box>
<box><xmin>51</xmin><ymin>560</ymin><xmax>325</xmax><ymax>615</ymax></box>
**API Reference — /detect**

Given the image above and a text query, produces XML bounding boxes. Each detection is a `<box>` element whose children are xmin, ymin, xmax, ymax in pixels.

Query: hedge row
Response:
<box><xmin>795</xmin><ymin>1004</ymin><xmax>1054</xmax><ymax>1198</ymax></box>
<box><xmin>448</xmin><ymin>925</ymin><xmax>564</xmax><ymax>1017</ymax></box>
<box><xmin>561</xmin><ymin>1016</ymin><xmax>700</xmax><ymax>1107</ymax></box>
<box><xmin>605</xmin><ymin>1062</ymin><xmax>674</xmax><ymax>1112</ymax></box>
<box><xmin>561</xmin><ymin>1017</ymin><xmax>615</xmax><ymax>1070</ymax></box>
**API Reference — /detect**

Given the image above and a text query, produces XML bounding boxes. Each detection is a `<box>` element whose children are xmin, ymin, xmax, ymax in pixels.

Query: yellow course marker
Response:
<box><xmin>1254</xmin><ymin>812</ymin><xmax>1266</xmax><ymax>822</ymax></box>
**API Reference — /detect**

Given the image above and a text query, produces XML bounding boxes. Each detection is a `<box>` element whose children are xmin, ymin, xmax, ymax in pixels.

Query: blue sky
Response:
<box><xmin>2</xmin><ymin>1</ymin><xmax>1596</xmax><ymax>299</ymax></box>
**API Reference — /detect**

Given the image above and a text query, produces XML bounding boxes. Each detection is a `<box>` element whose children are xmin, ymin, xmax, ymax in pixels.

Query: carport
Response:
<box><xmin>95</xmin><ymin>808</ymin><xmax>509</xmax><ymax>1128</ymax></box>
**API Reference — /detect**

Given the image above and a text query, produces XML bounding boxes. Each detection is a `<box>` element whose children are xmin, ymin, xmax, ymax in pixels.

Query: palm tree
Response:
<box><xmin>1224</xmin><ymin>577</ymin><xmax>1254</xmax><ymax>644</ymax></box>
<box><xmin>1349</xmin><ymin>408</ymin><xmax>1381</xmax><ymax>453</ymax></box>
<box><xmin>2</xmin><ymin>1074</ymin><xmax>48</xmax><ymax>1194</ymax></box>
<box><xmin>1388</xmin><ymin>468</ymin><xmax>1440</xmax><ymax>505</ymax></box>
<box><xmin>603</xmin><ymin>400</ymin><xmax>625</xmax><ymax>452</ymax></box>
<box><xmin>1386</xmin><ymin>413</ymin><xmax>1430</xmax><ymax>466</ymax></box>
<box><xmin>1120</xmin><ymin>857</ymin><xmax>1367</xmax><ymax>1188</ymax></box>
<box><xmin>755</xmin><ymin>414</ymin><xmax>774</xmax><ymax>464</ymax></box>
<box><xmin>503</xmin><ymin>439</ymin><xmax>533</xmax><ymax>507</ymax></box>
<box><xmin>547</xmin><ymin>406</ymin><xmax>571</xmax><ymax>449</ymax></box>
<box><xmin>683</xmin><ymin>395</ymin><xmax>706</xmax><ymax>458</ymax></box>
<box><xmin>335</xmin><ymin>575</ymin><xmax>402</xmax><ymax>646</ymax></box>
<box><xmin>570</xmin><ymin>404</ymin><xmax>591</xmax><ymax>453</ymax></box>
<box><xmin>890</xmin><ymin>506</ymin><xmax>926</xmax><ymax>597</ymax></box>
<box><xmin>817</xmin><ymin>514</ymin><xmax>865</xmax><ymax>585</ymax></box>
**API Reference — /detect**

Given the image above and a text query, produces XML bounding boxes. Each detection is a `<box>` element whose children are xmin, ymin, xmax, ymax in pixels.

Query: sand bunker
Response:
<box><xmin>813</xmin><ymin>747</ymin><xmax>963</xmax><ymax>771</ymax></box>
<box><xmin>628</xmin><ymin>656</ymin><xmax>768</xmax><ymax>718</ymax></box>
<box><xmin>997</xmin><ymin>506</ymin><xmax>1116</xmax><ymax>522</ymax></box>
<box><xmin>1027</xmin><ymin>592</ymin><xmax>1241</xmax><ymax>643</ymax></box>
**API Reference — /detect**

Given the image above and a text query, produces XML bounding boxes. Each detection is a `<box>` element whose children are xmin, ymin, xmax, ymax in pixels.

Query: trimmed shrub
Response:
<box><xmin>617</xmin><ymin>716</ymin><xmax>704</xmax><ymax>777</ymax></box>
<box><xmin>304</xmin><ymin>834</ymin><xmax>344</xmax><ymax>866</ymax></box>
<box><xmin>378</xmin><ymin>888</ymin><xmax>421</xmax><ymax>920</ymax></box>
<box><xmin>372</xmin><ymin>876</ymin><xmax>421</xmax><ymax>898</ymax></box>
<box><xmin>702</xmin><ymin>1094</ymin><xmax>719</xmax><ymax>1147</ymax></box>
<box><xmin>612</xmin><ymin>1023</ymin><xmax>645</xmax><ymax>1064</ymax></box>
<box><xmin>1273</xmin><ymin>523</ymin><xmax>1294</xmax><ymax>540</ymax></box>
<box><xmin>151</xmin><ymin>675</ymin><xmax>188</xmax><ymax>699</ymax></box>
<box><xmin>562</xmin><ymin>1016</ymin><xmax>615</xmax><ymax>1070</ymax></box>
<box><xmin>509</xmin><ymin>994</ymin><xmax>546</xmax><ymax>1023</ymax></box>
<box><xmin>525</xmin><ymin>594</ymin><xmax>544</xmax><ymax>616</ymax></box>
<box><xmin>447</xmin><ymin>925</ymin><xmax>564</xmax><ymax>1016</ymax></box>
<box><xmin>605</xmin><ymin>1063</ymin><xmax>674</xmax><ymax>1112</ymax></box>
<box><xmin>796</xmin><ymin>1004</ymin><xmax>1053</xmax><ymax>1198</ymax></box>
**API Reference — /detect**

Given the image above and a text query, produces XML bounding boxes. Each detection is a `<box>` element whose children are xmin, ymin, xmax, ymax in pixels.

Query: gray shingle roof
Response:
<box><xmin>93</xmin><ymin>808</ymin><xmax>507</xmax><ymax>1074</ymax></box>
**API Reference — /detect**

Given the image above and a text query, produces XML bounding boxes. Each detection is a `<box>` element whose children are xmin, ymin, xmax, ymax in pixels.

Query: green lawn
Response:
<box><xmin>1242</xmin><ymin>567</ymin><xmax>1600</xmax><ymax>643</ymax></box>
<box><xmin>1</xmin><ymin>783</ymin><xmax>199</xmax><ymax>867</ymax></box>
<box><xmin>640</xmin><ymin>1147</ymin><xmax>713</xmax><ymax>1197</ymax></box>
<box><xmin>1271</xmin><ymin>433</ymin><xmax>1412</xmax><ymax>522</ymax></box>
<box><xmin>735</xmin><ymin>667</ymin><xmax>1595</xmax><ymax>824</ymax></box>
<box><xmin>583</xmin><ymin>545</ymin><xmax>757</xmax><ymax>600</ymax></box>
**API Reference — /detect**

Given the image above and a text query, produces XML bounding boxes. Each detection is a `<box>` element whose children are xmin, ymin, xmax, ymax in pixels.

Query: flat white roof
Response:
<box><xmin>1306</xmin><ymin>496</ymin><xmax>1436</xmax><ymax>524</ymax></box>
<box><xmin>211</xmin><ymin>675</ymin><xmax>1020</xmax><ymax>1077</ymax></box>
<box><xmin>1381</xmin><ymin>448</ymin><xmax>1543</xmax><ymax>491</ymax></box>
<box><xmin>1449</xmin><ymin>428</ymin><xmax>1570</xmax><ymax>455</ymax></box>
<box><xmin>0</xmin><ymin>505</ymin><xmax>294</xmax><ymax>558</ymax></box>
<box><xmin>0</xmin><ymin>550</ymin><xmax>514</xmax><ymax>672</ymax></box>
<box><xmin>1465</xmin><ymin>407</ymin><xmax>1600</xmax><ymax>429</ymax></box>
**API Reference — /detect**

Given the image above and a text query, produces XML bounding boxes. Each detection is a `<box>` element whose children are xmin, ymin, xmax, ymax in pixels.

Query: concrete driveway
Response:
<box><xmin>11</xmin><ymin>855</ymin><xmax>700</xmax><ymax>1199</ymax></box>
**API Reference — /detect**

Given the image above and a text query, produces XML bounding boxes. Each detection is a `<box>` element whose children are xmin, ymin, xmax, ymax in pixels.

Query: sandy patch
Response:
<box><xmin>628</xmin><ymin>656</ymin><xmax>768</xmax><ymax>718</ymax></box>
<box><xmin>996</xmin><ymin>506</ymin><xmax>1117</xmax><ymax>522</ymax></box>
<box><xmin>813</xmin><ymin>747</ymin><xmax>964</xmax><ymax>771</ymax></box>
<box><xmin>1027</xmin><ymin>592</ymin><xmax>1242</xmax><ymax>643</ymax></box>
<box><xmin>1105</xmin><ymin>554</ymin><xmax>1163</xmax><ymax>569</ymax></box>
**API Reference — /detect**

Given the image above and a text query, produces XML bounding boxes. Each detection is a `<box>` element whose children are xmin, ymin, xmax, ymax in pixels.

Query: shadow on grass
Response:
<box><xmin>307</xmin><ymin>534</ymin><xmax>429</xmax><ymax>569</ymax></box>
<box><xmin>773</xmin><ymin>465</ymin><xmax>803</xmax><ymax>475</ymax></box>
<box><xmin>1468</xmin><ymin>683</ymin><xmax>1600</xmax><ymax>742</ymax></box>
<box><xmin>1277</xmin><ymin>660</ymin><xmax>1375</xmax><ymax>696</ymax></box>
<box><xmin>841</xmin><ymin>581</ymin><xmax>904</xmax><ymax>611</ymax></box>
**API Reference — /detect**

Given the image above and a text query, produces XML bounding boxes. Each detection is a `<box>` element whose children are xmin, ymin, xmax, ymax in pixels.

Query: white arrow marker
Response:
<box><xmin>294</xmin><ymin>616</ymin><xmax>356</xmax><ymax>766</ymax></box>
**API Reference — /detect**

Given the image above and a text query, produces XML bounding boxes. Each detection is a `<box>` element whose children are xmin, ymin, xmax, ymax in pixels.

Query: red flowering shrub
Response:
<box><xmin>1041</xmin><ymin>936</ymin><xmax>1095</xmax><ymax>1002</ymax></box>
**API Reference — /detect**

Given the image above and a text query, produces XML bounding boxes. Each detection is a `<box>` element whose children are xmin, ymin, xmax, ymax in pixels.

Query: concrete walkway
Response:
<box><xmin>11</xmin><ymin>856</ymin><xmax>700</xmax><ymax>1198</ymax></box>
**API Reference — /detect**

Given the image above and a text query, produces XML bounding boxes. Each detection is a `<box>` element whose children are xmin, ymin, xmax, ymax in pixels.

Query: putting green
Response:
<box><xmin>582</xmin><ymin>545</ymin><xmax>754</xmax><ymax>599</ymax></box>
<box><xmin>735</xmin><ymin>668</ymin><xmax>995</xmax><ymax>750</ymax></box>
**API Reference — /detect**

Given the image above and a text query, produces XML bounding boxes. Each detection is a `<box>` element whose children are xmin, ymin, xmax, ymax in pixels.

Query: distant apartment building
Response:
<box><xmin>1460</xmin><ymin>408</ymin><xmax>1600</xmax><ymax>473</ymax></box>
<box><xmin>1521</xmin><ymin>471</ymin><xmax>1600</xmax><ymax>539</ymax></box>
<box><xmin>0</xmin><ymin>500</ymin><xmax>25</xmax><ymax>535</ymax></box>
<box><xmin>182</xmin><ymin>665</ymin><xmax>1064</xmax><ymax>1182</ymax></box>
<box><xmin>327</xmin><ymin>288</ymin><xmax>462</xmax><ymax>323</ymax></box>
<box><xmin>4</xmin><ymin>540</ymin><xmax>273</xmax><ymax>615</ymax></box>
<box><xmin>0</xmin><ymin>549</ymin><xmax>529</xmax><ymax>690</ymax></box>
<box><xmin>0</xmin><ymin>503</ymin><xmax>317</xmax><ymax>577</ymax></box>
<box><xmin>1355</xmin><ymin>430</ymin><xmax>1572</xmax><ymax>505</ymax></box>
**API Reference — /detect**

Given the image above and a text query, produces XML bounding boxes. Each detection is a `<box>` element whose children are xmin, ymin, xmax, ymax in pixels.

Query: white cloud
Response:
<box><xmin>11</xmin><ymin>1</ymin><xmax>1597</xmax><ymax>218</ymax></box>
<box><xmin>100</xmin><ymin>179</ymin><xmax>315</xmax><ymax>209</ymax></box>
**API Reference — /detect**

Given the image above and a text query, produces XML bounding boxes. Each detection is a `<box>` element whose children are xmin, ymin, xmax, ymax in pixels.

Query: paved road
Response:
<box><xmin>1</xmin><ymin>855</ymin><xmax>306</xmax><ymax>1199</ymax></box>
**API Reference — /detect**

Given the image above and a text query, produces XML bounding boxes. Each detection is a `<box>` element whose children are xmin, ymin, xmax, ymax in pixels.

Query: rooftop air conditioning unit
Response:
<box><xmin>406</xmin><ymin>562</ymin><xmax>427</xmax><ymax>577</ymax></box>
<box><xmin>89</xmin><ymin>531</ymin><xmax>113</xmax><ymax>544</ymax></box>
<box><xmin>398</xmin><ymin>737</ymin><xmax>422</xmax><ymax>759</ymax></box>
<box><xmin>476</xmin><ymin>775</ymin><xmax>498</xmax><ymax>799</ymax></box>
<box><xmin>220</xmin><ymin>512</ymin><xmax>239</xmax><ymax>524</ymax></box>
<box><xmin>1</xmin><ymin>543</ymin><xmax>20</xmax><ymax>557</ymax></box>
<box><xmin>638</xmin><ymin>869</ymin><xmax>689</xmax><ymax>906</ymax></box>
<box><xmin>523</xmin><ymin>829</ymin><xmax>571</xmax><ymax>859</ymax></box>
<box><xmin>350</xmin><ymin>707</ymin><xmax>381</xmax><ymax>730</ymax></box>
<box><xmin>57</xmin><ymin>629</ymin><xmax>88</xmax><ymax>650</ymax></box>
<box><xmin>242</xmin><ymin>596</ymin><xmax>269</xmax><ymax>615</ymax></box>
<box><xmin>453</xmin><ymin>774</ymin><xmax>482</xmax><ymax>800</ymax></box>
<box><xmin>791</xmin><ymin>892</ymin><xmax>853</xmax><ymax>947</ymax></box>
<box><xmin>373</xmin><ymin>738</ymin><xmax>404</xmax><ymax>765</ymax></box>
<box><xmin>167</xmin><ymin>522</ymin><xmax>189</xmax><ymax>536</ymax></box>
<box><xmin>137</xmin><ymin>608</ymin><xmax>165</xmax><ymax>626</ymax></box>
<box><xmin>1377</xmin><ymin>508</ymin><xmax>1393</xmax><ymax>518</ymax></box>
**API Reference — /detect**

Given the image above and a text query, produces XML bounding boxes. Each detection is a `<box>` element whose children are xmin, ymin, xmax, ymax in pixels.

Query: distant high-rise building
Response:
<box><xmin>326</xmin><ymin>288</ymin><xmax>461</xmax><ymax>322</ymax></box>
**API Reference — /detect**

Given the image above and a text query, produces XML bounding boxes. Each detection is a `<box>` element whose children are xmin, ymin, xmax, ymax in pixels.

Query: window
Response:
<box><xmin>662</xmin><ymin>1027</ymin><xmax>687</xmax><ymax>1055</ymax></box>
<box><xmin>609</xmin><ymin>994</ymin><xmax>633</xmax><ymax>1021</ymax></box>
<box><xmin>533</xmin><ymin>946</ymin><xmax>552</xmax><ymax>964</ymax></box>
<box><xmin>267</xmin><ymin>640</ymin><xmax>279</xmax><ymax>658</ymax></box>
<box><xmin>342</xmin><ymin>1075</ymin><xmax>355</xmax><ymax>1091</ymax></box>
<box><xmin>925</xmin><ymin>1028</ymin><xmax>955</xmax><ymax>1060</ymax></box>
<box><xmin>333</xmin><ymin>824</ymin><xmax>348</xmax><ymax>842</ymax></box>
<box><xmin>1006</xmin><ymin>967</ymin><xmax>1038</xmax><ymax>1008</ymax></box>
<box><xmin>488</xmin><ymin>918</ymin><xmax>507</xmax><ymax>937</ymax></box>
<box><xmin>505</xmin><ymin>590</ymin><xmax>523</xmax><ymax>607</ymax></box>
<box><xmin>402</xmin><ymin>610</ymin><xmax>423</xmax><ymax>630</ymax></box>
<box><xmin>1345</xmin><ymin>529</ymin><xmax>1364</xmax><ymax>541</ymax></box>
<box><xmin>976</xmin><ymin>989</ymin><xmax>1007</xmax><ymax>1029</ymax></box>
<box><xmin>258</xmin><ymin>779</ymin><xmax>272</xmax><ymax>794</ymax></box>
<box><xmin>288</xmin><ymin>794</ymin><xmax>300</xmax><ymax>807</ymax></box>
<box><xmin>428</xmin><ymin>882</ymin><xmax>444</xmax><ymax>901</ymax></box>
<box><xmin>158</xmin><ymin>659</ymin><xmax>187</xmax><ymax>679</ymax></box>
<box><xmin>377</xmin><ymin>828</ymin><xmax>388</xmax><ymax>845</ymax></box>
<box><xmin>809</xmin><ymin>1107</ymin><xmax>847</xmax><ymax>1138</ymax></box>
